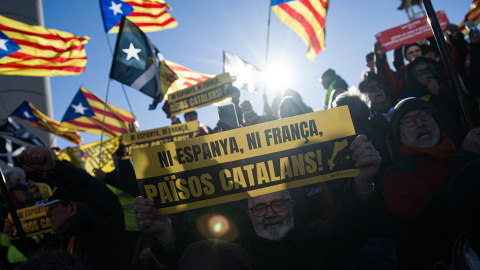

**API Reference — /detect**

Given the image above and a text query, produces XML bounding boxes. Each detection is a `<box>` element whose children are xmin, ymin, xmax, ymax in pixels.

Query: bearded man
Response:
<box><xmin>134</xmin><ymin>134</ymin><xmax>383</xmax><ymax>269</ymax></box>
<box><xmin>383</xmin><ymin>97</ymin><xmax>480</xmax><ymax>269</ymax></box>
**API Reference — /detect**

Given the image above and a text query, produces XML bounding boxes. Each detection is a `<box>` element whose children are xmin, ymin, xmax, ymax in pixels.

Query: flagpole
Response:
<box><xmin>423</xmin><ymin>0</ymin><xmax>476</xmax><ymax>129</ymax></box>
<box><xmin>264</xmin><ymin>0</ymin><xmax>273</xmax><ymax>95</ymax></box>
<box><xmin>0</xmin><ymin>167</ymin><xmax>30</xmax><ymax>254</ymax></box>
<box><xmin>97</xmin><ymin>79</ymin><xmax>111</xmax><ymax>168</ymax></box>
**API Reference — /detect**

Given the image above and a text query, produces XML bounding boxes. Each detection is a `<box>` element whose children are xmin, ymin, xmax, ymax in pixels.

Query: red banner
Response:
<box><xmin>375</xmin><ymin>11</ymin><xmax>449</xmax><ymax>51</ymax></box>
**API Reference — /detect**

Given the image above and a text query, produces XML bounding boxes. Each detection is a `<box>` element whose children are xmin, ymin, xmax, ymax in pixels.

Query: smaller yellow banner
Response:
<box><xmin>8</xmin><ymin>205</ymin><xmax>52</xmax><ymax>239</ymax></box>
<box><xmin>167</xmin><ymin>73</ymin><xmax>232</xmax><ymax>116</ymax></box>
<box><xmin>122</xmin><ymin>121</ymin><xmax>200</xmax><ymax>159</ymax></box>
<box><xmin>57</xmin><ymin>137</ymin><xmax>120</xmax><ymax>176</ymax></box>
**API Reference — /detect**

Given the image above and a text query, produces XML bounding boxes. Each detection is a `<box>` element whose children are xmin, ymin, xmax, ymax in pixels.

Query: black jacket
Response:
<box><xmin>242</xmin><ymin>180</ymin><xmax>381</xmax><ymax>270</ymax></box>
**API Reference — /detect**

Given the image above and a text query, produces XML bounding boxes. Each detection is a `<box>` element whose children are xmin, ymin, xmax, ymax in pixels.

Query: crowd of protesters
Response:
<box><xmin>1</xmin><ymin>22</ymin><xmax>480</xmax><ymax>270</ymax></box>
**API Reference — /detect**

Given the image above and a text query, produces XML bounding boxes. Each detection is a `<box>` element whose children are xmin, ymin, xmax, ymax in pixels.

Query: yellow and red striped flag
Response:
<box><xmin>0</xmin><ymin>15</ymin><xmax>89</xmax><ymax>76</ymax></box>
<box><xmin>10</xmin><ymin>101</ymin><xmax>82</xmax><ymax>145</ymax></box>
<box><xmin>459</xmin><ymin>0</ymin><xmax>480</xmax><ymax>35</ymax></box>
<box><xmin>60</xmin><ymin>86</ymin><xmax>136</xmax><ymax>138</ymax></box>
<box><xmin>108</xmin><ymin>0</ymin><xmax>178</xmax><ymax>33</ymax></box>
<box><xmin>164</xmin><ymin>60</ymin><xmax>213</xmax><ymax>100</ymax></box>
<box><xmin>271</xmin><ymin>0</ymin><xmax>329</xmax><ymax>61</ymax></box>
<box><xmin>58</xmin><ymin>137</ymin><xmax>120</xmax><ymax>177</ymax></box>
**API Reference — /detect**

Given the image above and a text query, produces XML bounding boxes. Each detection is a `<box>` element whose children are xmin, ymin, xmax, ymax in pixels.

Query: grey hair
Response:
<box><xmin>247</xmin><ymin>189</ymin><xmax>291</xmax><ymax>208</ymax></box>
<box><xmin>4</xmin><ymin>167</ymin><xmax>26</xmax><ymax>184</ymax></box>
<box><xmin>332</xmin><ymin>87</ymin><xmax>370</xmax><ymax>125</ymax></box>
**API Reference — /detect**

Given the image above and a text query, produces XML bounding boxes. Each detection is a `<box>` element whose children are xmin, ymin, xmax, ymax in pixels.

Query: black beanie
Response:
<box><xmin>390</xmin><ymin>97</ymin><xmax>438</xmax><ymax>143</ymax></box>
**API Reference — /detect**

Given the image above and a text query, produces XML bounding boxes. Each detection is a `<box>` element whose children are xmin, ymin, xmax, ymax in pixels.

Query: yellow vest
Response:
<box><xmin>0</xmin><ymin>233</ymin><xmax>27</xmax><ymax>264</ymax></box>
<box><xmin>107</xmin><ymin>184</ymin><xmax>138</xmax><ymax>231</ymax></box>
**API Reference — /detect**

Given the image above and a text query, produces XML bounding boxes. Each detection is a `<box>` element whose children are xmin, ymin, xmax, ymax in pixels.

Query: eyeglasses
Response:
<box><xmin>364</xmin><ymin>82</ymin><xmax>384</xmax><ymax>92</ymax></box>
<box><xmin>414</xmin><ymin>66</ymin><xmax>434</xmax><ymax>76</ymax></box>
<box><xmin>249</xmin><ymin>199</ymin><xmax>290</xmax><ymax>217</ymax></box>
<box><xmin>400</xmin><ymin>109</ymin><xmax>433</xmax><ymax>127</ymax></box>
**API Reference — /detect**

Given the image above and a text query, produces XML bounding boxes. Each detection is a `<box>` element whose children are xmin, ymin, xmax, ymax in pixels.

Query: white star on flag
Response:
<box><xmin>23</xmin><ymin>111</ymin><xmax>32</xmax><ymax>119</ymax></box>
<box><xmin>122</xmin><ymin>42</ymin><xmax>142</xmax><ymax>61</ymax></box>
<box><xmin>109</xmin><ymin>1</ymin><xmax>124</xmax><ymax>16</ymax></box>
<box><xmin>71</xmin><ymin>102</ymin><xmax>88</xmax><ymax>115</ymax></box>
<box><xmin>0</xmin><ymin>38</ymin><xmax>8</xmax><ymax>51</ymax></box>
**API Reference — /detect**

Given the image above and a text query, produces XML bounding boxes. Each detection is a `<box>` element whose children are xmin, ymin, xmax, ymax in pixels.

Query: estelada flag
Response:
<box><xmin>10</xmin><ymin>101</ymin><xmax>82</xmax><ymax>145</ymax></box>
<box><xmin>99</xmin><ymin>0</ymin><xmax>135</xmax><ymax>32</ymax></box>
<box><xmin>61</xmin><ymin>86</ymin><xmax>136</xmax><ymax>138</ymax></box>
<box><xmin>271</xmin><ymin>0</ymin><xmax>329</xmax><ymax>61</ymax></box>
<box><xmin>107</xmin><ymin>0</ymin><xmax>178</xmax><ymax>33</ymax></box>
<box><xmin>0</xmin><ymin>15</ymin><xmax>89</xmax><ymax>76</ymax></box>
<box><xmin>110</xmin><ymin>17</ymin><xmax>168</xmax><ymax>109</ymax></box>
<box><xmin>0</xmin><ymin>29</ymin><xmax>21</xmax><ymax>59</ymax></box>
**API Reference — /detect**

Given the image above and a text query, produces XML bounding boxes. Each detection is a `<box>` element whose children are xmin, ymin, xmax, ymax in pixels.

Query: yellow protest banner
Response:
<box><xmin>122</xmin><ymin>121</ymin><xmax>200</xmax><ymax>159</ymax></box>
<box><xmin>58</xmin><ymin>137</ymin><xmax>120</xmax><ymax>176</ymax></box>
<box><xmin>132</xmin><ymin>106</ymin><xmax>359</xmax><ymax>214</ymax></box>
<box><xmin>8</xmin><ymin>205</ymin><xmax>52</xmax><ymax>239</ymax></box>
<box><xmin>167</xmin><ymin>73</ymin><xmax>232</xmax><ymax>116</ymax></box>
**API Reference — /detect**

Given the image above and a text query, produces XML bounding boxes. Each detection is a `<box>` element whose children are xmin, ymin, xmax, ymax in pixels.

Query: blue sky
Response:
<box><xmin>42</xmin><ymin>0</ymin><xmax>471</xmax><ymax>149</ymax></box>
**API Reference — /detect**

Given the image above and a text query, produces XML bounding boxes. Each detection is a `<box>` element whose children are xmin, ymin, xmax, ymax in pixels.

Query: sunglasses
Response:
<box><xmin>400</xmin><ymin>109</ymin><xmax>433</xmax><ymax>127</ymax></box>
<box><xmin>364</xmin><ymin>82</ymin><xmax>384</xmax><ymax>92</ymax></box>
<box><xmin>414</xmin><ymin>66</ymin><xmax>434</xmax><ymax>76</ymax></box>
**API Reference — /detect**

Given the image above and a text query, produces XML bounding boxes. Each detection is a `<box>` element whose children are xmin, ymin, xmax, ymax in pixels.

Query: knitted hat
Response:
<box><xmin>390</xmin><ymin>97</ymin><xmax>438</xmax><ymax>143</ymax></box>
<box><xmin>320</xmin><ymin>68</ymin><xmax>335</xmax><ymax>82</ymax></box>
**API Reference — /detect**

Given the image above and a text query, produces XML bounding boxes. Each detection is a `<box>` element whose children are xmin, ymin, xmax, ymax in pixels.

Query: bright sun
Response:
<box><xmin>265</xmin><ymin>62</ymin><xmax>292</xmax><ymax>93</ymax></box>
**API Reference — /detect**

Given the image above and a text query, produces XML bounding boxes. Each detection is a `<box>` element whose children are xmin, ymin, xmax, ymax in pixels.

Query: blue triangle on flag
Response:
<box><xmin>62</xmin><ymin>89</ymin><xmax>95</xmax><ymax>121</ymax></box>
<box><xmin>0</xmin><ymin>30</ymin><xmax>21</xmax><ymax>59</ymax></box>
<box><xmin>100</xmin><ymin>0</ymin><xmax>134</xmax><ymax>33</ymax></box>
<box><xmin>10</xmin><ymin>101</ymin><xmax>36</xmax><ymax>123</ymax></box>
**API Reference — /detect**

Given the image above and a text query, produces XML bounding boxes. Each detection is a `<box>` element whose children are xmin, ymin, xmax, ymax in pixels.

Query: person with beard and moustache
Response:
<box><xmin>403</xmin><ymin>56</ymin><xmax>469</xmax><ymax>147</ymax></box>
<box><xmin>241</xmin><ymin>134</ymin><xmax>382</xmax><ymax>270</ymax></box>
<box><xmin>383</xmin><ymin>97</ymin><xmax>480</xmax><ymax>270</ymax></box>
<box><xmin>134</xmin><ymin>133</ymin><xmax>383</xmax><ymax>269</ymax></box>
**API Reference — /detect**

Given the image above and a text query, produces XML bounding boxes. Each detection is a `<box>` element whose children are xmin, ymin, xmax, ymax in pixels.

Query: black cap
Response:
<box><xmin>390</xmin><ymin>97</ymin><xmax>438</xmax><ymax>143</ymax></box>
<box><xmin>35</xmin><ymin>185</ymin><xmax>78</xmax><ymax>207</ymax></box>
